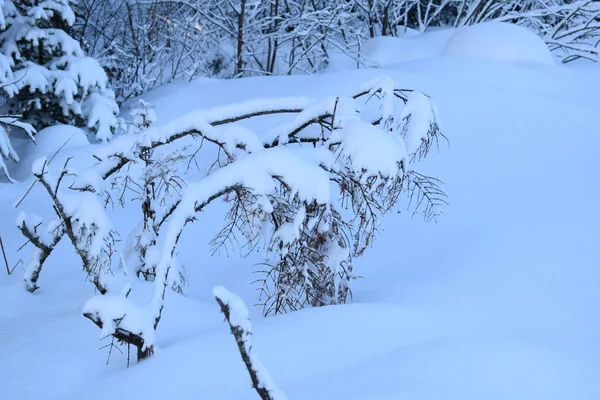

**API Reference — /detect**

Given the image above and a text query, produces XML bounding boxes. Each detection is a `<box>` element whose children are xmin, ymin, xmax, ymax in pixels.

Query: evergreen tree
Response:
<box><xmin>0</xmin><ymin>0</ymin><xmax>118</xmax><ymax>142</ymax></box>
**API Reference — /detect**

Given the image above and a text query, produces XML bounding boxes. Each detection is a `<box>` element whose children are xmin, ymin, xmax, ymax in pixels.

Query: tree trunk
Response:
<box><xmin>236</xmin><ymin>0</ymin><xmax>247</xmax><ymax>76</ymax></box>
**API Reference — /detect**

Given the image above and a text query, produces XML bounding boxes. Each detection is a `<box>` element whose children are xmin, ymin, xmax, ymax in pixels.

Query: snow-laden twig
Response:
<box><xmin>29</xmin><ymin>158</ymin><xmax>116</xmax><ymax>294</ymax></box>
<box><xmin>83</xmin><ymin>294</ymin><xmax>155</xmax><ymax>362</ymax></box>
<box><xmin>17</xmin><ymin>214</ymin><xmax>65</xmax><ymax>292</ymax></box>
<box><xmin>214</xmin><ymin>286</ymin><xmax>287</xmax><ymax>400</ymax></box>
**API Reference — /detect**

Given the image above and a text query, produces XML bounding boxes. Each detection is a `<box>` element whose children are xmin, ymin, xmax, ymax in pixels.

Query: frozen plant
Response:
<box><xmin>19</xmin><ymin>76</ymin><xmax>445</xmax><ymax>361</ymax></box>
<box><xmin>91</xmin><ymin>75</ymin><xmax>444</xmax><ymax>334</ymax></box>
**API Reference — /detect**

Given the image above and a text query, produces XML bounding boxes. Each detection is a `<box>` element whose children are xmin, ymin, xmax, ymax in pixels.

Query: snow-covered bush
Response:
<box><xmin>453</xmin><ymin>1</ymin><xmax>600</xmax><ymax>63</ymax></box>
<box><xmin>351</xmin><ymin>1</ymin><xmax>600</xmax><ymax>64</ymax></box>
<box><xmin>70</xmin><ymin>0</ymin><xmax>364</xmax><ymax>94</ymax></box>
<box><xmin>0</xmin><ymin>0</ymin><xmax>118</xmax><ymax>141</ymax></box>
<box><xmin>513</xmin><ymin>0</ymin><xmax>600</xmax><ymax>63</ymax></box>
<box><xmin>18</xmin><ymin>76</ymin><xmax>445</xmax><ymax>361</ymax></box>
<box><xmin>118</xmin><ymin>100</ymin><xmax>187</xmax><ymax>288</ymax></box>
<box><xmin>72</xmin><ymin>0</ymin><xmax>211</xmax><ymax>101</ymax></box>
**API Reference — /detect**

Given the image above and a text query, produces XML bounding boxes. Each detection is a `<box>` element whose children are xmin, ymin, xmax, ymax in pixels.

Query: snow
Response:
<box><xmin>0</xmin><ymin>0</ymin><xmax>119</xmax><ymax>142</ymax></box>
<box><xmin>444</xmin><ymin>22</ymin><xmax>555</xmax><ymax>65</ymax></box>
<box><xmin>61</xmin><ymin>192</ymin><xmax>112</xmax><ymax>258</ymax></box>
<box><xmin>1</xmin><ymin>52</ymin><xmax>600</xmax><ymax>400</ymax></box>
<box><xmin>213</xmin><ymin>286</ymin><xmax>287</xmax><ymax>400</ymax></box>
<box><xmin>130</xmin><ymin>99</ymin><xmax>157</xmax><ymax>129</ymax></box>
<box><xmin>333</xmin><ymin>119</ymin><xmax>407</xmax><ymax>178</ymax></box>
<box><xmin>6</xmin><ymin>124</ymin><xmax>90</xmax><ymax>181</ymax></box>
<box><xmin>213</xmin><ymin>285</ymin><xmax>251</xmax><ymax>331</ymax></box>
<box><xmin>0</xmin><ymin>124</ymin><xmax>19</xmax><ymax>181</ymax></box>
<box><xmin>360</xmin><ymin>29</ymin><xmax>455</xmax><ymax>68</ymax></box>
<box><xmin>399</xmin><ymin>91</ymin><xmax>439</xmax><ymax>155</ymax></box>
<box><xmin>271</xmin><ymin>206</ymin><xmax>306</xmax><ymax>248</ymax></box>
<box><xmin>82</xmin><ymin>294</ymin><xmax>156</xmax><ymax>349</ymax></box>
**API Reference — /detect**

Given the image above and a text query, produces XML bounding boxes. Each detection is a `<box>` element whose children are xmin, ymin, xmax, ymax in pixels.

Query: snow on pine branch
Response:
<box><xmin>0</xmin><ymin>0</ymin><xmax>118</xmax><ymax>141</ymax></box>
<box><xmin>0</xmin><ymin>115</ymin><xmax>35</xmax><ymax>182</ymax></box>
<box><xmin>148</xmin><ymin>146</ymin><xmax>334</xmax><ymax>321</ymax></box>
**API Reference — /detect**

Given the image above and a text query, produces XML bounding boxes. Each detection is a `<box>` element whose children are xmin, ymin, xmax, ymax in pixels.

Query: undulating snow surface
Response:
<box><xmin>359</xmin><ymin>29</ymin><xmax>454</xmax><ymax>67</ymax></box>
<box><xmin>1</xmin><ymin>32</ymin><xmax>599</xmax><ymax>400</ymax></box>
<box><xmin>444</xmin><ymin>22</ymin><xmax>555</xmax><ymax>65</ymax></box>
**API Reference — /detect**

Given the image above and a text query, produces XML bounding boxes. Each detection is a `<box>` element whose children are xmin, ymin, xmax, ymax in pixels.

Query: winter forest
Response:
<box><xmin>0</xmin><ymin>1</ymin><xmax>599</xmax><ymax>399</ymax></box>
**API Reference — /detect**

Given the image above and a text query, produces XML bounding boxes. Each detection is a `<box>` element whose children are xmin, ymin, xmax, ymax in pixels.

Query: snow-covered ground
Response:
<box><xmin>1</xmin><ymin>27</ymin><xmax>599</xmax><ymax>400</ymax></box>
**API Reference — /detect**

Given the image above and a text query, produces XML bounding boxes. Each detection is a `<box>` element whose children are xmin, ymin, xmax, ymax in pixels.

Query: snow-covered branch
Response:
<box><xmin>27</xmin><ymin>158</ymin><xmax>117</xmax><ymax>294</ymax></box>
<box><xmin>214</xmin><ymin>286</ymin><xmax>287</xmax><ymax>400</ymax></box>
<box><xmin>17</xmin><ymin>213</ymin><xmax>65</xmax><ymax>293</ymax></box>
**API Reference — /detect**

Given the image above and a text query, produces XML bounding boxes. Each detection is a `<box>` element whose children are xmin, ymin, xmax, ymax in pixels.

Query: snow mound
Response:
<box><xmin>7</xmin><ymin>125</ymin><xmax>91</xmax><ymax>181</ymax></box>
<box><xmin>360</xmin><ymin>29</ymin><xmax>454</xmax><ymax>68</ymax></box>
<box><xmin>444</xmin><ymin>22</ymin><xmax>554</xmax><ymax>65</ymax></box>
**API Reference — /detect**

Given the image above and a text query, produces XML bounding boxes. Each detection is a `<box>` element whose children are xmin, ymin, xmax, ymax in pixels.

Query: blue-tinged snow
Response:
<box><xmin>1</xmin><ymin>32</ymin><xmax>599</xmax><ymax>400</ymax></box>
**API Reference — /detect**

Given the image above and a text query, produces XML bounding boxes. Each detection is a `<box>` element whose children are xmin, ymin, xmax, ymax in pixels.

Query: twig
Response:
<box><xmin>0</xmin><ymin>236</ymin><xmax>11</xmax><ymax>275</ymax></box>
<box><xmin>14</xmin><ymin>131</ymin><xmax>78</xmax><ymax>209</ymax></box>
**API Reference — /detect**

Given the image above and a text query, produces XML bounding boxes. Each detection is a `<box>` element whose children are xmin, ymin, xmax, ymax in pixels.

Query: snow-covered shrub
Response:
<box><xmin>70</xmin><ymin>0</ymin><xmax>364</xmax><ymax>91</ymax></box>
<box><xmin>351</xmin><ymin>1</ymin><xmax>600</xmax><ymax>64</ymax></box>
<box><xmin>454</xmin><ymin>1</ymin><xmax>600</xmax><ymax>63</ymax></box>
<box><xmin>18</xmin><ymin>76</ymin><xmax>445</xmax><ymax>360</ymax></box>
<box><xmin>0</xmin><ymin>0</ymin><xmax>118</xmax><ymax>141</ymax></box>
<box><xmin>515</xmin><ymin>0</ymin><xmax>600</xmax><ymax>63</ymax></box>
<box><xmin>72</xmin><ymin>0</ymin><xmax>210</xmax><ymax>101</ymax></box>
<box><xmin>214</xmin><ymin>286</ymin><xmax>287</xmax><ymax>400</ymax></box>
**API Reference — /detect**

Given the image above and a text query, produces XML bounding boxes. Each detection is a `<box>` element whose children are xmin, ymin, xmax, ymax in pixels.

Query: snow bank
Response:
<box><xmin>444</xmin><ymin>22</ymin><xmax>554</xmax><ymax>65</ymax></box>
<box><xmin>8</xmin><ymin>125</ymin><xmax>91</xmax><ymax>181</ymax></box>
<box><xmin>360</xmin><ymin>29</ymin><xmax>455</xmax><ymax>68</ymax></box>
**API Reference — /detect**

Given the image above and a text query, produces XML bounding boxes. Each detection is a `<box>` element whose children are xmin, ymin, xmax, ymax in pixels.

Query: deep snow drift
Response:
<box><xmin>1</xmin><ymin>32</ymin><xmax>599</xmax><ymax>400</ymax></box>
<box><xmin>444</xmin><ymin>22</ymin><xmax>556</xmax><ymax>65</ymax></box>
